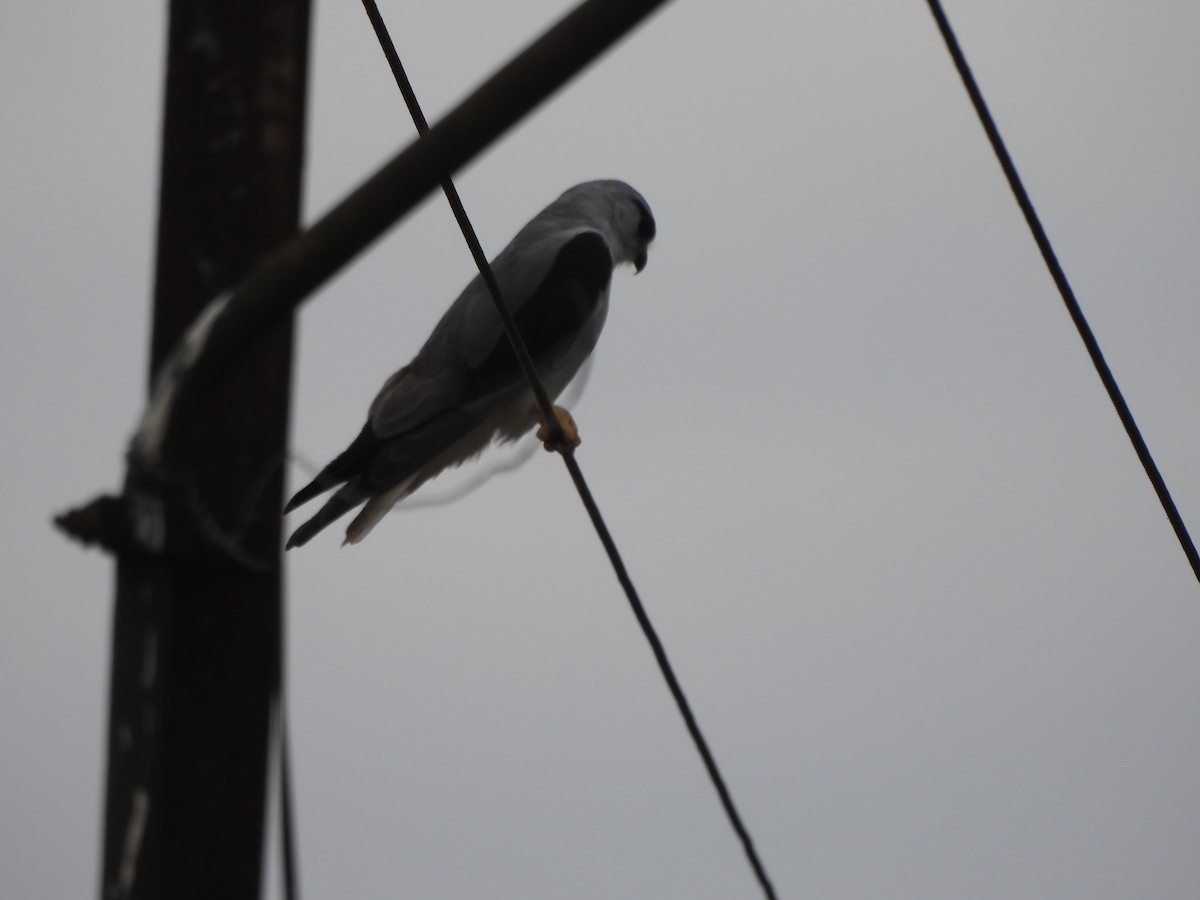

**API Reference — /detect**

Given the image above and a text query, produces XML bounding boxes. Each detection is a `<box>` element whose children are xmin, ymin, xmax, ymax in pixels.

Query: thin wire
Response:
<box><xmin>558</xmin><ymin>451</ymin><xmax>778</xmax><ymax>898</ymax></box>
<box><xmin>278</xmin><ymin>699</ymin><xmax>299</xmax><ymax>900</ymax></box>
<box><xmin>359</xmin><ymin>3</ymin><xmax>778</xmax><ymax>897</ymax></box>
<box><xmin>275</xmin><ymin>553</ymin><xmax>298</xmax><ymax>900</ymax></box>
<box><xmin>925</xmin><ymin>0</ymin><xmax>1200</xmax><ymax>583</ymax></box>
<box><xmin>264</xmin><ymin>697</ymin><xmax>301</xmax><ymax>900</ymax></box>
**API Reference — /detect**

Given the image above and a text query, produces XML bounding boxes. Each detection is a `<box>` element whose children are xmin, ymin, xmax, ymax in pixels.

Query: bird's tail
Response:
<box><xmin>342</xmin><ymin>476</ymin><xmax>417</xmax><ymax>545</ymax></box>
<box><xmin>285</xmin><ymin>486</ymin><xmax>365</xmax><ymax>550</ymax></box>
<box><xmin>285</xmin><ymin>423</ymin><xmax>380</xmax><ymax>513</ymax></box>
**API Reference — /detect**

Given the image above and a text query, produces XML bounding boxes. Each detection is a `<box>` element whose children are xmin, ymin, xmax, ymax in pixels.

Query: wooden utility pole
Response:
<box><xmin>98</xmin><ymin>2</ymin><xmax>310</xmax><ymax>897</ymax></box>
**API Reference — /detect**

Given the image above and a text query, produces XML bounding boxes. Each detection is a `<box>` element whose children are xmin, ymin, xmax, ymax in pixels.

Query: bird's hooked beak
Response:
<box><xmin>634</xmin><ymin>249</ymin><xmax>648</xmax><ymax>273</ymax></box>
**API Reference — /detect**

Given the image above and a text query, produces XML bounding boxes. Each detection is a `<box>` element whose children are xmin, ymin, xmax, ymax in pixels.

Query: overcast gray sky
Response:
<box><xmin>4</xmin><ymin>1</ymin><xmax>1200</xmax><ymax>897</ymax></box>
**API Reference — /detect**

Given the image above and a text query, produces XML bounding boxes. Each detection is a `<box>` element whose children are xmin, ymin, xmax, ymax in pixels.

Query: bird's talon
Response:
<box><xmin>537</xmin><ymin>405</ymin><xmax>581</xmax><ymax>454</ymax></box>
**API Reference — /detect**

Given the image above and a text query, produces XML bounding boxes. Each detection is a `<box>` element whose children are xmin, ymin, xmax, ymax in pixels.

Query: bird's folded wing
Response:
<box><xmin>370</xmin><ymin>230</ymin><xmax>613</xmax><ymax>439</ymax></box>
<box><xmin>358</xmin><ymin>395</ymin><xmax>511</xmax><ymax>495</ymax></box>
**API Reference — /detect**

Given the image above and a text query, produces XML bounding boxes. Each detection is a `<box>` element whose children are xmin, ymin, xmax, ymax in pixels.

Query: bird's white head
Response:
<box><xmin>552</xmin><ymin>180</ymin><xmax>656</xmax><ymax>273</ymax></box>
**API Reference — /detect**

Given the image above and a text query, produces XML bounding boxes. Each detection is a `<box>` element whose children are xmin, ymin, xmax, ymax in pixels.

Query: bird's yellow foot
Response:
<box><xmin>536</xmin><ymin>405</ymin><xmax>581</xmax><ymax>454</ymax></box>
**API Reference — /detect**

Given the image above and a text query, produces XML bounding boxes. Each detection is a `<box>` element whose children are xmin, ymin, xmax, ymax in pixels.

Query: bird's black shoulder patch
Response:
<box><xmin>469</xmin><ymin>231</ymin><xmax>612</xmax><ymax>389</ymax></box>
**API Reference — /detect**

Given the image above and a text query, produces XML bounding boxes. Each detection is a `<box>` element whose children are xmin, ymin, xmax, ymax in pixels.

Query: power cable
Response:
<box><xmin>925</xmin><ymin>0</ymin><xmax>1200</xmax><ymax>583</ymax></box>
<box><xmin>359</xmin><ymin>2</ymin><xmax>779</xmax><ymax>897</ymax></box>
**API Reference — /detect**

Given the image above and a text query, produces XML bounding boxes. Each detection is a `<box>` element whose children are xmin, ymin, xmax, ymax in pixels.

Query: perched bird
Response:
<box><xmin>285</xmin><ymin>179</ymin><xmax>656</xmax><ymax>549</ymax></box>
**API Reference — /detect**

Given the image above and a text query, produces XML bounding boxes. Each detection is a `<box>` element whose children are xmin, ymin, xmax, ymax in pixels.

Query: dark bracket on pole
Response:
<box><xmin>55</xmin><ymin>467</ymin><xmax>274</xmax><ymax>571</ymax></box>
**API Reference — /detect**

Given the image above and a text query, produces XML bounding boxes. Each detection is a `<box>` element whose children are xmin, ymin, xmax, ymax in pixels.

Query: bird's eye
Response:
<box><xmin>634</xmin><ymin>201</ymin><xmax>656</xmax><ymax>240</ymax></box>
